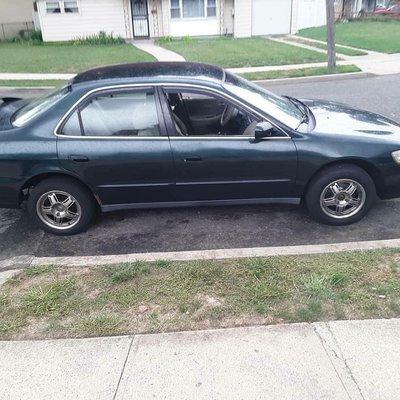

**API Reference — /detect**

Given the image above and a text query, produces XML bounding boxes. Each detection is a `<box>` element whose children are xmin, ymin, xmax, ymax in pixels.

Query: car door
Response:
<box><xmin>160</xmin><ymin>86</ymin><xmax>298</xmax><ymax>202</ymax></box>
<box><xmin>56</xmin><ymin>86</ymin><xmax>174</xmax><ymax>208</ymax></box>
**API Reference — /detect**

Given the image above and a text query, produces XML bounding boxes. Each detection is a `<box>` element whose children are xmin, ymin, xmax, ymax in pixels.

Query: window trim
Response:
<box><xmin>170</xmin><ymin>0</ymin><xmax>218</xmax><ymax>20</ymax></box>
<box><xmin>57</xmin><ymin>86</ymin><xmax>167</xmax><ymax>139</ymax></box>
<box><xmin>54</xmin><ymin>83</ymin><xmax>291</xmax><ymax>140</ymax></box>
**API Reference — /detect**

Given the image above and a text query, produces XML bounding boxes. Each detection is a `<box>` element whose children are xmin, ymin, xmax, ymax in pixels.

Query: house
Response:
<box><xmin>34</xmin><ymin>0</ymin><xmax>327</xmax><ymax>42</ymax></box>
<box><xmin>0</xmin><ymin>0</ymin><xmax>36</xmax><ymax>39</ymax></box>
<box><xmin>335</xmin><ymin>0</ymin><xmax>391</xmax><ymax>18</ymax></box>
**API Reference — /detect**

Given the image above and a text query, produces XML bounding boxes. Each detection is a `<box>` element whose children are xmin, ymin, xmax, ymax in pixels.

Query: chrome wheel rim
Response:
<box><xmin>320</xmin><ymin>179</ymin><xmax>366</xmax><ymax>219</ymax></box>
<box><xmin>36</xmin><ymin>191</ymin><xmax>81</xmax><ymax>230</ymax></box>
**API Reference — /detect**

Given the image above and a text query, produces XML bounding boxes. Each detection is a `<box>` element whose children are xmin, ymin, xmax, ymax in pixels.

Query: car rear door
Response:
<box><xmin>56</xmin><ymin>86</ymin><xmax>174</xmax><ymax>209</ymax></box>
<box><xmin>160</xmin><ymin>86</ymin><xmax>299</xmax><ymax>202</ymax></box>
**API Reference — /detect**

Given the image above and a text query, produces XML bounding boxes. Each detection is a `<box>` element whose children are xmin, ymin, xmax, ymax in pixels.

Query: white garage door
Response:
<box><xmin>252</xmin><ymin>0</ymin><xmax>292</xmax><ymax>36</ymax></box>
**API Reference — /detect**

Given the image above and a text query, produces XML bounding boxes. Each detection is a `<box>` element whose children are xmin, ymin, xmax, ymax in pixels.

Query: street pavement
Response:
<box><xmin>1</xmin><ymin>74</ymin><xmax>400</xmax><ymax>260</ymax></box>
<box><xmin>1</xmin><ymin>318</ymin><xmax>400</xmax><ymax>400</ymax></box>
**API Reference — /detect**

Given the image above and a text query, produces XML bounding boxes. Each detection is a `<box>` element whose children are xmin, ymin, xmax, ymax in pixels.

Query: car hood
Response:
<box><xmin>0</xmin><ymin>97</ymin><xmax>28</xmax><ymax>130</ymax></box>
<box><xmin>302</xmin><ymin>99</ymin><xmax>400</xmax><ymax>137</ymax></box>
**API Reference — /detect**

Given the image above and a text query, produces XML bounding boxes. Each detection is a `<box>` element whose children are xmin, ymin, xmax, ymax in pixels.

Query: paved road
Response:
<box><xmin>1</xmin><ymin>74</ymin><xmax>400</xmax><ymax>260</ymax></box>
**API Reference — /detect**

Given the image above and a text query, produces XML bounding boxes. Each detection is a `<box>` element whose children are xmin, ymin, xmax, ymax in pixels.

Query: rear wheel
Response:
<box><xmin>306</xmin><ymin>164</ymin><xmax>376</xmax><ymax>225</ymax></box>
<box><xmin>27</xmin><ymin>177</ymin><xmax>96</xmax><ymax>235</ymax></box>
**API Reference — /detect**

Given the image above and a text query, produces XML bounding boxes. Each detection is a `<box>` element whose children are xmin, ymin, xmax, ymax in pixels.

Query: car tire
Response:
<box><xmin>305</xmin><ymin>164</ymin><xmax>376</xmax><ymax>225</ymax></box>
<box><xmin>27</xmin><ymin>177</ymin><xmax>96</xmax><ymax>235</ymax></box>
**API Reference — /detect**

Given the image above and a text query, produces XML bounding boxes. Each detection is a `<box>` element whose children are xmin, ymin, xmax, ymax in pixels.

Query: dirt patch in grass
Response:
<box><xmin>1</xmin><ymin>249</ymin><xmax>400</xmax><ymax>340</ymax></box>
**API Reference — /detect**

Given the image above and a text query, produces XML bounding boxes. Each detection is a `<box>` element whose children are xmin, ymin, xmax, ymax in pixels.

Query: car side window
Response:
<box><xmin>61</xmin><ymin>89</ymin><xmax>160</xmax><ymax>137</ymax></box>
<box><xmin>164</xmin><ymin>90</ymin><xmax>260</xmax><ymax>137</ymax></box>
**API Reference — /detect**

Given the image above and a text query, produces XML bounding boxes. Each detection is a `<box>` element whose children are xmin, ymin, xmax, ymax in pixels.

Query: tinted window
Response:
<box><xmin>13</xmin><ymin>86</ymin><xmax>69</xmax><ymax>127</ymax></box>
<box><xmin>224</xmin><ymin>72</ymin><xmax>303</xmax><ymax>130</ymax></box>
<box><xmin>62</xmin><ymin>90</ymin><xmax>160</xmax><ymax>137</ymax></box>
<box><xmin>165</xmin><ymin>90</ymin><xmax>259</xmax><ymax>137</ymax></box>
<box><xmin>62</xmin><ymin>109</ymin><xmax>81</xmax><ymax>136</ymax></box>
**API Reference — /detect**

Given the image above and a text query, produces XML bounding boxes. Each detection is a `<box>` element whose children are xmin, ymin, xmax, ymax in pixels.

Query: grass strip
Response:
<box><xmin>1</xmin><ymin>248</ymin><xmax>400</xmax><ymax>340</ymax></box>
<box><xmin>0</xmin><ymin>80</ymin><xmax>67</xmax><ymax>87</ymax></box>
<box><xmin>240</xmin><ymin>64</ymin><xmax>361</xmax><ymax>81</ymax></box>
<box><xmin>289</xmin><ymin>37</ymin><xmax>368</xmax><ymax>56</ymax></box>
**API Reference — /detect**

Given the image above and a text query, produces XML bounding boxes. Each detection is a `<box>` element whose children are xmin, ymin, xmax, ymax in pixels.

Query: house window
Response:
<box><xmin>183</xmin><ymin>0</ymin><xmax>205</xmax><ymax>18</ymax></box>
<box><xmin>46</xmin><ymin>1</ymin><xmax>61</xmax><ymax>13</ymax></box>
<box><xmin>207</xmin><ymin>0</ymin><xmax>216</xmax><ymax>17</ymax></box>
<box><xmin>64</xmin><ymin>1</ymin><xmax>79</xmax><ymax>13</ymax></box>
<box><xmin>171</xmin><ymin>0</ymin><xmax>180</xmax><ymax>18</ymax></box>
<box><xmin>46</xmin><ymin>1</ymin><xmax>79</xmax><ymax>14</ymax></box>
<box><xmin>170</xmin><ymin>0</ymin><xmax>217</xmax><ymax>19</ymax></box>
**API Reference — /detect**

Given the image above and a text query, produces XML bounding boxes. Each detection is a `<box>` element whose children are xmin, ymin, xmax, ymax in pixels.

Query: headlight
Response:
<box><xmin>392</xmin><ymin>150</ymin><xmax>400</xmax><ymax>165</ymax></box>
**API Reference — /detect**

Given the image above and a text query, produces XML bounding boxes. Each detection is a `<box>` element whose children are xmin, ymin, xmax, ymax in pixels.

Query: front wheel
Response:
<box><xmin>27</xmin><ymin>177</ymin><xmax>96</xmax><ymax>235</ymax></box>
<box><xmin>305</xmin><ymin>164</ymin><xmax>376</xmax><ymax>225</ymax></box>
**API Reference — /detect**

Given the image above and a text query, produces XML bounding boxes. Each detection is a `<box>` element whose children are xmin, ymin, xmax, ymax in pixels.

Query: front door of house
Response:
<box><xmin>131</xmin><ymin>0</ymin><xmax>150</xmax><ymax>38</ymax></box>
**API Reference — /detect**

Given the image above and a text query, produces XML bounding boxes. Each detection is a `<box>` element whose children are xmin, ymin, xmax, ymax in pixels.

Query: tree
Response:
<box><xmin>326</xmin><ymin>0</ymin><xmax>336</xmax><ymax>73</ymax></box>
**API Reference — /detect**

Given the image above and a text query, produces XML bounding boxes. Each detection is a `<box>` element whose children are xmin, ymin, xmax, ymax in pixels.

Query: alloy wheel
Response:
<box><xmin>320</xmin><ymin>179</ymin><xmax>366</xmax><ymax>219</ymax></box>
<box><xmin>36</xmin><ymin>190</ymin><xmax>82</xmax><ymax>230</ymax></box>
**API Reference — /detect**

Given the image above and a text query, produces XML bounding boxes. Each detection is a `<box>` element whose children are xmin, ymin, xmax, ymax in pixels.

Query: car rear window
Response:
<box><xmin>12</xmin><ymin>86</ymin><xmax>70</xmax><ymax>127</ymax></box>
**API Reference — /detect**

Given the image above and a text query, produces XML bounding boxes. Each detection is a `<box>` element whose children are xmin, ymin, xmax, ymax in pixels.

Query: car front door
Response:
<box><xmin>56</xmin><ymin>87</ymin><xmax>174</xmax><ymax>209</ymax></box>
<box><xmin>160</xmin><ymin>87</ymin><xmax>298</xmax><ymax>202</ymax></box>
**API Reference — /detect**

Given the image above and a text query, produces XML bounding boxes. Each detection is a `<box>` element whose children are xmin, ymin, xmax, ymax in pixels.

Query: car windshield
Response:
<box><xmin>223</xmin><ymin>72</ymin><xmax>304</xmax><ymax>130</ymax></box>
<box><xmin>12</xmin><ymin>86</ymin><xmax>70</xmax><ymax>127</ymax></box>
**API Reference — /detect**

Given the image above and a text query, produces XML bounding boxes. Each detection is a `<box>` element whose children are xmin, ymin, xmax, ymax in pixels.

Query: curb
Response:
<box><xmin>255</xmin><ymin>71</ymin><xmax>373</xmax><ymax>86</ymax></box>
<box><xmin>1</xmin><ymin>237</ymin><xmax>400</xmax><ymax>271</ymax></box>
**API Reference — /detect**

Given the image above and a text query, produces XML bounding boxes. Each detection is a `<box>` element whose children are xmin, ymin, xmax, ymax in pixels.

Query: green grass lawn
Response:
<box><xmin>0</xmin><ymin>42</ymin><xmax>155</xmax><ymax>73</ymax></box>
<box><xmin>1</xmin><ymin>248</ymin><xmax>400</xmax><ymax>340</ymax></box>
<box><xmin>286</xmin><ymin>37</ymin><xmax>367</xmax><ymax>56</ymax></box>
<box><xmin>298</xmin><ymin>19</ymin><xmax>400</xmax><ymax>54</ymax></box>
<box><xmin>240</xmin><ymin>64</ymin><xmax>361</xmax><ymax>81</ymax></box>
<box><xmin>158</xmin><ymin>37</ymin><xmax>327</xmax><ymax>68</ymax></box>
<box><xmin>0</xmin><ymin>79</ymin><xmax>67</xmax><ymax>87</ymax></box>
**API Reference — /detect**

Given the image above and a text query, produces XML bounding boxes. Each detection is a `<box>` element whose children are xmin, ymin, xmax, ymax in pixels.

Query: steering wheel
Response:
<box><xmin>220</xmin><ymin>104</ymin><xmax>239</xmax><ymax>127</ymax></box>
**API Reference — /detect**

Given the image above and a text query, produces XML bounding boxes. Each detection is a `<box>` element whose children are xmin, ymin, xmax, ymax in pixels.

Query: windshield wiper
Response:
<box><xmin>283</xmin><ymin>95</ymin><xmax>310</xmax><ymax>125</ymax></box>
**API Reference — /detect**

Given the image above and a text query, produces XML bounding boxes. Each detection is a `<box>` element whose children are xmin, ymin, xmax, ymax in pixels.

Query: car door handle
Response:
<box><xmin>183</xmin><ymin>156</ymin><xmax>202</xmax><ymax>162</ymax></box>
<box><xmin>68</xmin><ymin>155</ymin><xmax>89</xmax><ymax>162</ymax></box>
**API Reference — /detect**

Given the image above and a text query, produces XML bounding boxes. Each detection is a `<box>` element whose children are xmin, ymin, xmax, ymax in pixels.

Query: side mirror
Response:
<box><xmin>254</xmin><ymin>121</ymin><xmax>274</xmax><ymax>140</ymax></box>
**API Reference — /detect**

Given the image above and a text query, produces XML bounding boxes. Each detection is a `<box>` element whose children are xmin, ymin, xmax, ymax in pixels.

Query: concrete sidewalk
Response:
<box><xmin>1</xmin><ymin>318</ymin><xmax>399</xmax><ymax>400</ymax></box>
<box><xmin>130</xmin><ymin>39</ymin><xmax>185</xmax><ymax>62</ymax></box>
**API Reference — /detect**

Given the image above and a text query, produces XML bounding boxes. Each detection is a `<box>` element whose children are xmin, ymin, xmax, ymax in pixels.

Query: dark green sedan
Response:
<box><xmin>1</xmin><ymin>62</ymin><xmax>400</xmax><ymax>235</ymax></box>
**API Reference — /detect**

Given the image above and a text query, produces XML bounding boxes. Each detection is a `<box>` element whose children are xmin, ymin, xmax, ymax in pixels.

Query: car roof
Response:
<box><xmin>71</xmin><ymin>62</ymin><xmax>226</xmax><ymax>86</ymax></box>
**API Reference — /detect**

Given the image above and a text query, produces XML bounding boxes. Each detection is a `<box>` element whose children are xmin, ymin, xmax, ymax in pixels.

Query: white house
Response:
<box><xmin>35</xmin><ymin>0</ymin><xmax>327</xmax><ymax>42</ymax></box>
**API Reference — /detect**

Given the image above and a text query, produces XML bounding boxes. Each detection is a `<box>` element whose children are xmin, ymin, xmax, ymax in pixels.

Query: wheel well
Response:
<box><xmin>20</xmin><ymin>173</ymin><xmax>101</xmax><ymax>206</ymax></box>
<box><xmin>303</xmin><ymin>159</ymin><xmax>383</xmax><ymax>198</ymax></box>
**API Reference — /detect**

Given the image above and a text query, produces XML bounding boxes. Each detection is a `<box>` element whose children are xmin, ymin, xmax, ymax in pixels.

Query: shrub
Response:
<box><xmin>5</xmin><ymin>30</ymin><xmax>43</xmax><ymax>45</ymax></box>
<box><xmin>157</xmin><ymin>36</ymin><xmax>174</xmax><ymax>44</ymax></box>
<box><xmin>72</xmin><ymin>31</ymin><xmax>125</xmax><ymax>45</ymax></box>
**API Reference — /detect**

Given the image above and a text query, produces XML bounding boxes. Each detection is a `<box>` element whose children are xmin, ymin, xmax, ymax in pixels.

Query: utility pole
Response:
<box><xmin>326</xmin><ymin>0</ymin><xmax>336</xmax><ymax>73</ymax></box>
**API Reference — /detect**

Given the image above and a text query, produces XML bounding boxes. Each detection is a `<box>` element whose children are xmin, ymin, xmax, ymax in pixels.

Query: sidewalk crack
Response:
<box><xmin>112</xmin><ymin>335</ymin><xmax>136</xmax><ymax>400</ymax></box>
<box><xmin>313</xmin><ymin>323</ymin><xmax>365</xmax><ymax>400</ymax></box>
<box><xmin>325</xmin><ymin>322</ymin><xmax>366</xmax><ymax>400</ymax></box>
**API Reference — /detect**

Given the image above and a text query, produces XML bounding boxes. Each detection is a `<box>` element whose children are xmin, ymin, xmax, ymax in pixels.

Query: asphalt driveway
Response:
<box><xmin>1</xmin><ymin>73</ymin><xmax>400</xmax><ymax>260</ymax></box>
